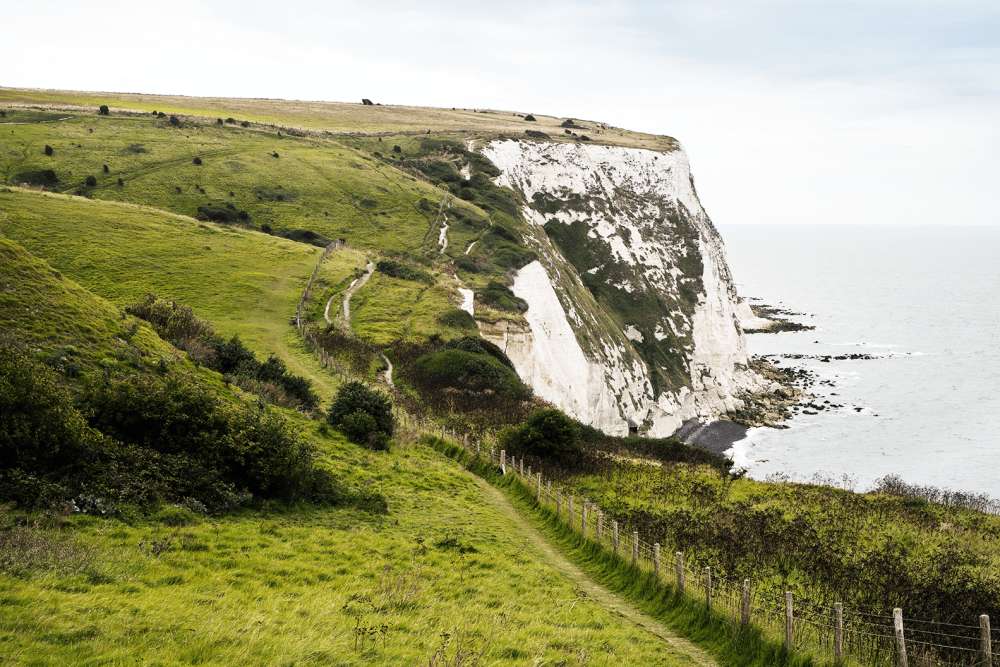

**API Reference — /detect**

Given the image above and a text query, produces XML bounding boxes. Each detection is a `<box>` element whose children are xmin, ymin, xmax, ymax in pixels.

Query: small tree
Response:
<box><xmin>216</xmin><ymin>118</ymin><xmax>224</xmax><ymax>125</ymax></box>
<box><xmin>102</xmin><ymin>164</ymin><xmax>109</xmax><ymax>173</ymax></box>
<box><xmin>327</xmin><ymin>381</ymin><xmax>393</xmax><ymax>450</ymax></box>
<box><xmin>168</xmin><ymin>115</ymin><xmax>180</xmax><ymax>127</ymax></box>
<box><xmin>499</xmin><ymin>408</ymin><xmax>580</xmax><ymax>460</ymax></box>
<box><xmin>98</xmin><ymin>104</ymin><xmax>110</xmax><ymax>115</ymax></box>
<box><xmin>84</xmin><ymin>175</ymin><xmax>97</xmax><ymax>187</ymax></box>
<box><xmin>192</xmin><ymin>156</ymin><xmax>203</xmax><ymax>165</ymax></box>
<box><xmin>43</xmin><ymin>145</ymin><xmax>53</xmax><ymax>156</ymax></box>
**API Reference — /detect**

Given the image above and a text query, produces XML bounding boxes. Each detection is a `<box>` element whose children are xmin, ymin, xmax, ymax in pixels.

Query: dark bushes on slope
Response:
<box><xmin>196</xmin><ymin>203</ymin><xmax>250</xmax><ymax>224</ymax></box>
<box><xmin>327</xmin><ymin>381</ymin><xmax>394</xmax><ymax>450</ymax></box>
<box><xmin>410</xmin><ymin>348</ymin><xmax>528</xmax><ymax>401</ymax></box>
<box><xmin>0</xmin><ymin>346</ymin><xmax>340</xmax><ymax>512</ymax></box>
<box><xmin>499</xmin><ymin>408</ymin><xmax>580</xmax><ymax>460</ymax></box>
<box><xmin>126</xmin><ymin>295</ymin><xmax>318</xmax><ymax>411</ymax></box>
<box><xmin>476</xmin><ymin>282</ymin><xmax>528</xmax><ymax>313</ymax></box>
<box><xmin>376</xmin><ymin>259</ymin><xmax>432</xmax><ymax>284</ymax></box>
<box><xmin>14</xmin><ymin>169</ymin><xmax>58</xmax><ymax>187</ymax></box>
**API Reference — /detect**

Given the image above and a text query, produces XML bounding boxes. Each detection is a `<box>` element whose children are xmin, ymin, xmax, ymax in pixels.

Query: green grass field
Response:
<box><xmin>0</xmin><ymin>86</ymin><xmax>677</xmax><ymax>151</ymax></box>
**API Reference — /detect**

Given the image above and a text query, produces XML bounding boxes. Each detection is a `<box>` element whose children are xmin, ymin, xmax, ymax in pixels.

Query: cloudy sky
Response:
<box><xmin>5</xmin><ymin>1</ymin><xmax>998</xmax><ymax>226</ymax></box>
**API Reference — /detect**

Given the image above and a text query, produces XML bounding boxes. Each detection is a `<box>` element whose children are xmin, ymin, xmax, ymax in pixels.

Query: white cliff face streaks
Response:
<box><xmin>479</xmin><ymin>139</ymin><xmax>766</xmax><ymax>436</ymax></box>
<box><xmin>458</xmin><ymin>287</ymin><xmax>475</xmax><ymax>316</ymax></box>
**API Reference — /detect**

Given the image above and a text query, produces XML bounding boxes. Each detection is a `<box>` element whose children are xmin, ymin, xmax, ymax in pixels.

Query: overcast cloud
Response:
<box><xmin>4</xmin><ymin>0</ymin><xmax>998</xmax><ymax>225</ymax></box>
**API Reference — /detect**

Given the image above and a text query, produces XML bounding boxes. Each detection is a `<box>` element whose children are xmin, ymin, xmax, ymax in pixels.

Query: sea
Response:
<box><xmin>719</xmin><ymin>224</ymin><xmax>1000</xmax><ymax>497</ymax></box>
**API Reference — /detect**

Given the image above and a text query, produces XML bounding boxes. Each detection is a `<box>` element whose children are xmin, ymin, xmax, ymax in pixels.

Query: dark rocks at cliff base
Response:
<box><xmin>745</xmin><ymin>301</ymin><xmax>817</xmax><ymax>334</ymax></box>
<box><xmin>674</xmin><ymin>418</ymin><xmax>748</xmax><ymax>455</ymax></box>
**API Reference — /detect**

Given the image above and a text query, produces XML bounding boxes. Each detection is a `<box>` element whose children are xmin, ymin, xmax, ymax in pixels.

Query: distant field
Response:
<box><xmin>0</xmin><ymin>86</ymin><xmax>677</xmax><ymax>151</ymax></box>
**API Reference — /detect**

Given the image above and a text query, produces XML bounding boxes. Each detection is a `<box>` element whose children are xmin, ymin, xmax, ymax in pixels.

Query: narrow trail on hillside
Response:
<box><xmin>341</xmin><ymin>261</ymin><xmax>374</xmax><ymax>328</ymax></box>
<box><xmin>469</xmin><ymin>475</ymin><xmax>718</xmax><ymax>667</ymax></box>
<box><xmin>323</xmin><ymin>293</ymin><xmax>336</xmax><ymax>324</ymax></box>
<box><xmin>380</xmin><ymin>352</ymin><xmax>394</xmax><ymax>387</ymax></box>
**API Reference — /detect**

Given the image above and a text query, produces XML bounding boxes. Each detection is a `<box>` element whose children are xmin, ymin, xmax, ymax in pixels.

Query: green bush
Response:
<box><xmin>499</xmin><ymin>408</ymin><xmax>580</xmax><ymax>460</ymax></box>
<box><xmin>14</xmin><ymin>169</ymin><xmax>58</xmax><ymax>187</ymax></box>
<box><xmin>327</xmin><ymin>381</ymin><xmax>394</xmax><ymax>449</ymax></box>
<box><xmin>84</xmin><ymin>175</ymin><xmax>97</xmax><ymax>187</ymax></box>
<box><xmin>98</xmin><ymin>105</ymin><xmax>109</xmax><ymax>115</ymax></box>
<box><xmin>437</xmin><ymin>308</ymin><xmax>476</xmax><ymax>330</ymax></box>
<box><xmin>410</xmin><ymin>349</ymin><xmax>528</xmax><ymax>400</ymax></box>
<box><xmin>127</xmin><ymin>295</ymin><xmax>318</xmax><ymax>411</ymax></box>
<box><xmin>476</xmin><ymin>282</ymin><xmax>528</xmax><ymax>313</ymax></box>
<box><xmin>375</xmin><ymin>259</ymin><xmax>432</xmax><ymax>283</ymax></box>
<box><xmin>0</xmin><ymin>346</ymin><xmax>339</xmax><ymax>512</ymax></box>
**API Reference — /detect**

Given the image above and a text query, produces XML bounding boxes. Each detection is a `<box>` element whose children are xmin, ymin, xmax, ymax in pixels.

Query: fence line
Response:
<box><xmin>293</xmin><ymin>257</ymin><xmax>994</xmax><ymax>666</ymax></box>
<box><xmin>400</xmin><ymin>418</ymin><xmax>999</xmax><ymax>667</ymax></box>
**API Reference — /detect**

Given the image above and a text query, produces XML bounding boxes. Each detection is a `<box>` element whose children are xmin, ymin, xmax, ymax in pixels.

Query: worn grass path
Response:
<box><xmin>469</xmin><ymin>474</ymin><xmax>719</xmax><ymax>667</ymax></box>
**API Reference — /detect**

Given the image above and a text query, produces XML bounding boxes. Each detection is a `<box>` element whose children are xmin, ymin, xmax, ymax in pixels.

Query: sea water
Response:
<box><xmin>720</xmin><ymin>224</ymin><xmax>1000</xmax><ymax>496</ymax></box>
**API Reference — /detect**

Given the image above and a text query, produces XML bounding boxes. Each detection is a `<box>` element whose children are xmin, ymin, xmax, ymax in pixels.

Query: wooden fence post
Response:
<box><xmin>612</xmin><ymin>521</ymin><xmax>619</xmax><ymax>554</ymax></box>
<box><xmin>834</xmin><ymin>603</ymin><xmax>843</xmax><ymax>663</ymax></box>
<box><xmin>581</xmin><ymin>503</ymin><xmax>588</xmax><ymax>536</ymax></box>
<box><xmin>596</xmin><ymin>512</ymin><xmax>603</xmax><ymax>540</ymax></box>
<box><xmin>981</xmin><ymin>614</ymin><xmax>993</xmax><ymax>667</ymax></box>
<box><xmin>500</xmin><ymin>450</ymin><xmax>506</xmax><ymax>469</ymax></box>
<box><xmin>631</xmin><ymin>531</ymin><xmax>639</xmax><ymax>565</ymax></box>
<box><xmin>675</xmin><ymin>552</ymin><xmax>685</xmax><ymax>593</ymax></box>
<box><xmin>536</xmin><ymin>472</ymin><xmax>542</xmax><ymax>500</ymax></box>
<box><xmin>704</xmin><ymin>567</ymin><xmax>712</xmax><ymax>611</ymax></box>
<box><xmin>741</xmin><ymin>579</ymin><xmax>750</xmax><ymax>625</ymax></box>
<box><xmin>784</xmin><ymin>591</ymin><xmax>794</xmax><ymax>650</ymax></box>
<box><xmin>527</xmin><ymin>465</ymin><xmax>532</xmax><ymax>478</ymax></box>
<box><xmin>893</xmin><ymin>608</ymin><xmax>908</xmax><ymax>667</ymax></box>
<box><xmin>653</xmin><ymin>543</ymin><xmax>661</xmax><ymax>577</ymax></box>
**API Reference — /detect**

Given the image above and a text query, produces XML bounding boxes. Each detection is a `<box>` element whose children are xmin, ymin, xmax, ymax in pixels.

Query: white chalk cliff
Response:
<box><xmin>478</xmin><ymin>139</ymin><xmax>766</xmax><ymax>437</ymax></box>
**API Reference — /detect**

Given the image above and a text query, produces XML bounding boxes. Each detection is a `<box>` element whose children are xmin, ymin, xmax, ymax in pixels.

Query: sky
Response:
<box><xmin>4</xmin><ymin>0</ymin><xmax>998</xmax><ymax>226</ymax></box>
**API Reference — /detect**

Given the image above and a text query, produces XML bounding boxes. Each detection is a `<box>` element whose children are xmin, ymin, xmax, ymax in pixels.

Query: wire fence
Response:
<box><xmin>394</xmin><ymin>415</ymin><xmax>999</xmax><ymax>667</ymax></box>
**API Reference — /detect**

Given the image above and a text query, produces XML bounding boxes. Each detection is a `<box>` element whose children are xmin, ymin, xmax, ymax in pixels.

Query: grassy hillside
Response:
<box><xmin>0</xmin><ymin>239</ymin><xmax>706</xmax><ymax>664</ymax></box>
<box><xmin>0</xmin><ymin>86</ymin><xmax>677</xmax><ymax>151</ymax></box>
<box><xmin>0</xmin><ymin>187</ymin><xmax>336</xmax><ymax>398</ymax></box>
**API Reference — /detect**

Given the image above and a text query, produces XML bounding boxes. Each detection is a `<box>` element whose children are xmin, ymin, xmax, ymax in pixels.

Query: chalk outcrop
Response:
<box><xmin>477</xmin><ymin>139</ymin><xmax>767</xmax><ymax>436</ymax></box>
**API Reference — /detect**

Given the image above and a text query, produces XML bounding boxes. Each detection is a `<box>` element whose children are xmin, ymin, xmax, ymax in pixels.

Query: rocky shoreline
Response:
<box><xmin>742</xmin><ymin>300</ymin><xmax>816</xmax><ymax>334</ymax></box>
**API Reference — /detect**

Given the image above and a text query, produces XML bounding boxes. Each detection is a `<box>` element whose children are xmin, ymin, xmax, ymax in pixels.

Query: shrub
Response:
<box><xmin>392</xmin><ymin>144</ymin><xmax>402</xmax><ymax>153</ymax></box>
<box><xmin>192</xmin><ymin>156</ymin><xmax>202</xmax><ymax>165</ymax></box>
<box><xmin>168</xmin><ymin>115</ymin><xmax>180</xmax><ymax>126</ymax></box>
<box><xmin>117</xmin><ymin>178</ymin><xmax>124</xmax><ymax>187</ymax></box>
<box><xmin>277</xmin><ymin>228</ymin><xmax>330</xmax><ymax>247</ymax></box>
<box><xmin>445</xmin><ymin>336</ymin><xmax>515</xmax><ymax>369</ymax></box>
<box><xmin>476</xmin><ymin>282</ymin><xmax>528</xmax><ymax>313</ymax></box>
<box><xmin>240</xmin><ymin>121</ymin><xmax>250</xmax><ymax>127</ymax></box>
<box><xmin>225</xmin><ymin>117</ymin><xmax>236</xmax><ymax>124</ymax></box>
<box><xmin>102</xmin><ymin>164</ymin><xmax>109</xmax><ymax>173</ymax></box>
<box><xmin>14</xmin><ymin>169</ymin><xmax>58</xmax><ymax>187</ymax></box>
<box><xmin>271</xmin><ymin>151</ymin><xmax>279</xmax><ymax>158</ymax></box>
<box><xmin>437</xmin><ymin>308</ymin><xmax>476</xmax><ymax>329</ymax></box>
<box><xmin>43</xmin><ymin>144</ymin><xmax>53</xmax><ymax>156</ymax></box>
<box><xmin>327</xmin><ymin>381</ymin><xmax>393</xmax><ymax>449</ymax></box>
<box><xmin>524</xmin><ymin>114</ymin><xmax>536</xmax><ymax>121</ymax></box>
<box><xmin>98</xmin><ymin>105</ymin><xmax>109</xmax><ymax>115</ymax></box>
<box><xmin>127</xmin><ymin>295</ymin><xmax>318</xmax><ymax>411</ymax></box>
<box><xmin>84</xmin><ymin>175</ymin><xmax>97</xmax><ymax>187</ymax></box>
<box><xmin>525</xmin><ymin>129</ymin><xmax>549</xmax><ymax>139</ymax></box>
<box><xmin>216</xmin><ymin>118</ymin><xmax>224</xmax><ymax>125</ymax></box>
<box><xmin>196</xmin><ymin>204</ymin><xmax>249</xmax><ymax>224</ymax></box>
<box><xmin>361</xmin><ymin>98</ymin><xmax>374</xmax><ymax>106</ymax></box>
<box><xmin>499</xmin><ymin>408</ymin><xmax>580</xmax><ymax>460</ymax></box>
<box><xmin>410</xmin><ymin>348</ymin><xmax>527</xmax><ymax>400</ymax></box>
<box><xmin>375</xmin><ymin>259</ymin><xmax>432</xmax><ymax>283</ymax></box>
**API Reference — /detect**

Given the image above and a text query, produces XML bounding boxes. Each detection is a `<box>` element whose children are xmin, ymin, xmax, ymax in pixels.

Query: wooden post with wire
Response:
<box><xmin>893</xmin><ymin>608</ymin><xmax>908</xmax><ymax>667</ymax></box>
<box><xmin>596</xmin><ymin>511</ymin><xmax>603</xmax><ymax>540</ymax></box>
<box><xmin>612</xmin><ymin>521</ymin><xmax>619</xmax><ymax>554</ymax></box>
<box><xmin>704</xmin><ymin>567</ymin><xmax>712</xmax><ymax>611</ymax></box>
<box><xmin>784</xmin><ymin>591</ymin><xmax>794</xmax><ymax>650</ymax></box>
<box><xmin>631</xmin><ymin>531</ymin><xmax>639</xmax><ymax>565</ymax></box>
<box><xmin>981</xmin><ymin>614</ymin><xmax>992</xmax><ymax>667</ymax></box>
<box><xmin>676</xmin><ymin>552</ymin><xmax>685</xmax><ymax>593</ymax></box>
<box><xmin>653</xmin><ymin>543</ymin><xmax>661</xmax><ymax>577</ymax></box>
<box><xmin>834</xmin><ymin>603</ymin><xmax>843</xmax><ymax>663</ymax></box>
<box><xmin>568</xmin><ymin>496</ymin><xmax>574</xmax><ymax>526</ymax></box>
<box><xmin>581</xmin><ymin>503</ymin><xmax>588</xmax><ymax>536</ymax></box>
<box><xmin>536</xmin><ymin>472</ymin><xmax>541</xmax><ymax>501</ymax></box>
<box><xmin>500</xmin><ymin>449</ymin><xmax>506</xmax><ymax>470</ymax></box>
<box><xmin>741</xmin><ymin>579</ymin><xmax>751</xmax><ymax>625</ymax></box>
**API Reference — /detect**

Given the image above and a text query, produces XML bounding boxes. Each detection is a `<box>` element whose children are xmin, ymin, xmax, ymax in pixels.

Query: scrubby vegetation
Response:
<box><xmin>326</xmin><ymin>381</ymin><xmax>394</xmax><ymax>450</ymax></box>
<box><xmin>127</xmin><ymin>295</ymin><xmax>318</xmax><ymax>411</ymax></box>
<box><xmin>500</xmin><ymin>408</ymin><xmax>581</xmax><ymax>460</ymax></box>
<box><xmin>0</xmin><ymin>345</ymin><xmax>338</xmax><ymax>513</ymax></box>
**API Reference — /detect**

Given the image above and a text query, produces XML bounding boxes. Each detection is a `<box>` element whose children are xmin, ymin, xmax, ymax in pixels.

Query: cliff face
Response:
<box><xmin>477</xmin><ymin>139</ymin><xmax>765</xmax><ymax>437</ymax></box>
